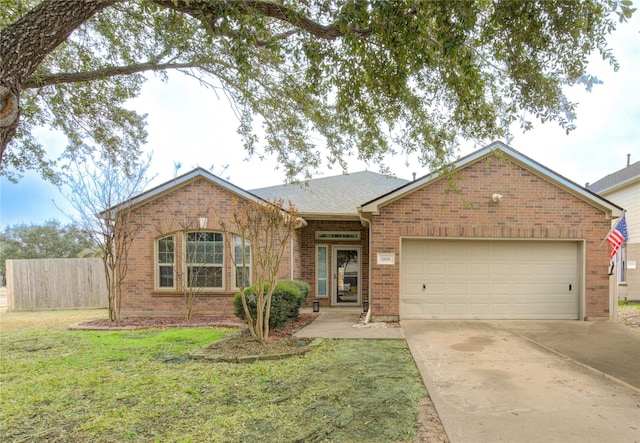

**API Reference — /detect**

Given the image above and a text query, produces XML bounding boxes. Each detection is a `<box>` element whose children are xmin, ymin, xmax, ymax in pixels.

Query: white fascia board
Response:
<box><xmin>360</xmin><ymin>141</ymin><xmax>623</xmax><ymax>218</ymax></box>
<box><xmin>107</xmin><ymin>167</ymin><xmax>267</xmax><ymax>217</ymax></box>
<box><xmin>504</xmin><ymin>148</ymin><xmax>624</xmax><ymax>218</ymax></box>
<box><xmin>359</xmin><ymin>143</ymin><xmax>501</xmax><ymax>215</ymax></box>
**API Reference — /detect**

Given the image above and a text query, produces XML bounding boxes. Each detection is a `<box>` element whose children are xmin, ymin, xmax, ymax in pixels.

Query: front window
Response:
<box><xmin>157</xmin><ymin>236</ymin><xmax>175</xmax><ymax>288</ymax></box>
<box><xmin>618</xmin><ymin>243</ymin><xmax>627</xmax><ymax>284</ymax></box>
<box><xmin>316</xmin><ymin>245</ymin><xmax>328</xmax><ymax>297</ymax></box>
<box><xmin>186</xmin><ymin>232</ymin><xmax>224</xmax><ymax>288</ymax></box>
<box><xmin>234</xmin><ymin>236</ymin><xmax>251</xmax><ymax>288</ymax></box>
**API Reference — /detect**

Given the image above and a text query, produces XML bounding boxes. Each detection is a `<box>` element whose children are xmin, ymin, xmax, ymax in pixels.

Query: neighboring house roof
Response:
<box><xmin>587</xmin><ymin>159</ymin><xmax>640</xmax><ymax>194</ymax></box>
<box><xmin>359</xmin><ymin>141</ymin><xmax>624</xmax><ymax>218</ymax></box>
<box><xmin>251</xmin><ymin>171</ymin><xmax>409</xmax><ymax>219</ymax></box>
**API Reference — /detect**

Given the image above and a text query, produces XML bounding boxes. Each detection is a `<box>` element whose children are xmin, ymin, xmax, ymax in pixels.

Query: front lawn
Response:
<box><xmin>0</xmin><ymin>310</ymin><xmax>427</xmax><ymax>442</ymax></box>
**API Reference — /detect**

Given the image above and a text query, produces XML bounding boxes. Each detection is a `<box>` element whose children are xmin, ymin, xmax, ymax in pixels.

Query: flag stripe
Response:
<box><xmin>606</xmin><ymin>214</ymin><xmax>628</xmax><ymax>258</ymax></box>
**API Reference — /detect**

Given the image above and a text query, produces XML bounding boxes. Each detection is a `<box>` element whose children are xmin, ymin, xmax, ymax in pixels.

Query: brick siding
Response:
<box><xmin>120</xmin><ymin>177</ymin><xmax>296</xmax><ymax>317</ymax></box>
<box><xmin>368</xmin><ymin>155</ymin><xmax>612</xmax><ymax>321</ymax></box>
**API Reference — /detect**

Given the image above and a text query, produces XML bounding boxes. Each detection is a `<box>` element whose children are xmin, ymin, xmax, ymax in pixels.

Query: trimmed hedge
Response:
<box><xmin>233</xmin><ymin>280</ymin><xmax>310</xmax><ymax>330</ymax></box>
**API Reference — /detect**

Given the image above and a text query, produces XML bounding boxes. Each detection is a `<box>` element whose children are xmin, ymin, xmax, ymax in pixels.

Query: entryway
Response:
<box><xmin>333</xmin><ymin>246</ymin><xmax>361</xmax><ymax>306</ymax></box>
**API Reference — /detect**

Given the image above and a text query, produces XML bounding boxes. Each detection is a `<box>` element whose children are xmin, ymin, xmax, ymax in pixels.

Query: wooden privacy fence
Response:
<box><xmin>6</xmin><ymin>258</ymin><xmax>107</xmax><ymax>310</ymax></box>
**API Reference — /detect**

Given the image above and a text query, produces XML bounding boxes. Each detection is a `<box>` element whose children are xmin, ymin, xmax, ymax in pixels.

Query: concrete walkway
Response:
<box><xmin>294</xmin><ymin>307</ymin><xmax>404</xmax><ymax>339</ymax></box>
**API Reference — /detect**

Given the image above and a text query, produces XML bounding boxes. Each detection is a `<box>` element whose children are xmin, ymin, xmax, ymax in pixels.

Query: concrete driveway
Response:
<box><xmin>402</xmin><ymin>320</ymin><xmax>640</xmax><ymax>443</ymax></box>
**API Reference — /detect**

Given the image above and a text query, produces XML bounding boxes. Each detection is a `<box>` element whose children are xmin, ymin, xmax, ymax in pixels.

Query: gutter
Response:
<box><xmin>358</xmin><ymin>208</ymin><xmax>373</xmax><ymax>324</ymax></box>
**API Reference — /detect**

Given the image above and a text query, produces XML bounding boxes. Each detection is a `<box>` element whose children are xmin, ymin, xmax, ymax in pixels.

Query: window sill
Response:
<box><xmin>152</xmin><ymin>290</ymin><xmax>231</xmax><ymax>297</ymax></box>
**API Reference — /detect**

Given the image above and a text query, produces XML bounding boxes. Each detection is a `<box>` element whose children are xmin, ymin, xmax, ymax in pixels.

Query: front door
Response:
<box><xmin>333</xmin><ymin>246</ymin><xmax>360</xmax><ymax>306</ymax></box>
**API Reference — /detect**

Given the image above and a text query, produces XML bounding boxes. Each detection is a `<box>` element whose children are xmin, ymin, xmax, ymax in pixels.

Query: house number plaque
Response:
<box><xmin>377</xmin><ymin>253</ymin><xmax>395</xmax><ymax>265</ymax></box>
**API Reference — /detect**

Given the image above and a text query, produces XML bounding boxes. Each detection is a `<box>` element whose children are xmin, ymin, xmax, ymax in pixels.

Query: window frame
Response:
<box><xmin>184</xmin><ymin>231</ymin><xmax>225</xmax><ymax>290</ymax></box>
<box><xmin>155</xmin><ymin>235</ymin><xmax>176</xmax><ymax>290</ymax></box>
<box><xmin>315</xmin><ymin>231</ymin><xmax>361</xmax><ymax>241</ymax></box>
<box><xmin>233</xmin><ymin>236</ymin><xmax>251</xmax><ymax>289</ymax></box>
<box><xmin>617</xmin><ymin>242</ymin><xmax>627</xmax><ymax>284</ymax></box>
<box><xmin>316</xmin><ymin>244</ymin><xmax>329</xmax><ymax>298</ymax></box>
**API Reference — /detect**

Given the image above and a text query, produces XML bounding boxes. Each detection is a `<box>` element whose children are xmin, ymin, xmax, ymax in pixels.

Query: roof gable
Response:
<box><xmin>107</xmin><ymin>167</ymin><xmax>266</xmax><ymax>216</ymax></box>
<box><xmin>360</xmin><ymin>141</ymin><xmax>623</xmax><ymax>217</ymax></box>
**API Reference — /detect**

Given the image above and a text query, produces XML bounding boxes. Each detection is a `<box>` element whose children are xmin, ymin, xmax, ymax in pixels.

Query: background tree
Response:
<box><xmin>0</xmin><ymin>219</ymin><xmax>95</xmax><ymax>282</ymax></box>
<box><xmin>59</xmin><ymin>151</ymin><xmax>153</xmax><ymax>321</ymax></box>
<box><xmin>1</xmin><ymin>1</ymin><xmax>635</xmax><ymax>184</ymax></box>
<box><xmin>221</xmin><ymin>197</ymin><xmax>301</xmax><ymax>341</ymax></box>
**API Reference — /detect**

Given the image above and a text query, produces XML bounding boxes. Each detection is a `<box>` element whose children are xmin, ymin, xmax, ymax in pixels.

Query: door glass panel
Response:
<box><xmin>336</xmin><ymin>248</ymin><xmax>359</xmax><ymax>304</ymax></box>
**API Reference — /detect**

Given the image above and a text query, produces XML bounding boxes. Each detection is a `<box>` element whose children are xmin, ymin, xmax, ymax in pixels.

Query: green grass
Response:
<box><xmin>0</xmin><ymin>311</ymin><xmax>426</xmax><ymax>442</ymax></box>
<box><xmin>618</xmin><ymin>300</ymin><xmax>640</xmax><ymax>310</ymax></box>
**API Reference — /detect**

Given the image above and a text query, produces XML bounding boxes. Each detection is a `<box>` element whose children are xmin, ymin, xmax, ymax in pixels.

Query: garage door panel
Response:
<box><xmin>470</xmin><ymin>263</ymin><xmax>490</xmax><ymax>275</ymax></box>
<box><xmin>426</xmin><ymin>263</ymin><xmax>445</xmax><ymax>275</ymax></box>
<box><xmin>448</xmin><ymin>303</ymin><xmax>470</xmax><ymax>315</ymax></box>
<box><xmin>491</xmin><ymin>303</ymin><xmax>511</xmax><ymax>315</ymax></box>
<box><xmin>400</xmin><ymin>240</ymin><xmax>579</xmax><ymax>320</ymax></box>
<box><xmin>492</xmin><ymin>283</ymin><xmax>511</xmax><ymax>295</ymax></box>
<box><xmin>469</xmin><ymin>304</ymin><xmax>490</xmax><ymax>315</ymax></box>
<box><xmin>449</xmin><ymin>283</ymin><xmax>467</xmax><ymax>296</ymax></box>
<box><xmin>427</xmin><ymin>283</ymin><xmax>446</xmax><ymax>296</ymax></box>
<box><xmin>449</xmin><ymin>263</ymin><xmax>468</xmax><ymax>276</ymax></box>
<box><xmin>470</xmin><ymin>283</ymin><xmax>489</xmax><ymax>295</ymax></box>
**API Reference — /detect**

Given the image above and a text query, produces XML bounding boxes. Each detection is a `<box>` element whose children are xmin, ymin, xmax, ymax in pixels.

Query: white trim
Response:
<box><xmin>155</xmin><ymin>234</ymin><xmax>176</xmax><ymax>291</ymax></box>
<box><xmin>316</xmin><ymin>231</ymin><xmax>361</xmax><ymax>240</ymax></box>
<box><xmin>332</xmin><ymin>245</ymin><xmax>361</xmax><ymax>306</ymax></box>
<box><xmin>315</xmin><ymin>245</ymin><xmax>329</xmax><ymax>298</ymax></box>
<box><xmin>184</xmin><ymin>230</ymin><xmax>225</xmax><ymax>290</ymax></box>
<box><xmin>232</xmin><ymin>236</ymin><xmax>251</xmax><ymax>290</ymax></box>
<box><xmin>359</xmin><ymin>142</ymin><xmax>623</xmax><ymax>218</ymax></box>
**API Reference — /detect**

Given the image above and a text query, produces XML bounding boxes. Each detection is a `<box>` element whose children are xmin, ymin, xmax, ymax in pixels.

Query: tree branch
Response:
<box><xmin>23</xmin><ymin>61</ymin><xmax>204</xmax><ymax>89</ymax></box>
<box><xmin>152</xmin><ymin>0</ymin><xmax>372</xmax><ymax>41</ymax></box>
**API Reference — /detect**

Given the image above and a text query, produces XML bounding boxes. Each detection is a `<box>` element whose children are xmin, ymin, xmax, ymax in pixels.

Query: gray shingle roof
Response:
<box><xmin>588</xmin><ymin>160</ymin><xmax>640</xmax><ymax>194</ymax></box>
<box><xmin>251</xmin><ymin>171</ymin><xmax>409</xmax><ymax>218</ymax></box>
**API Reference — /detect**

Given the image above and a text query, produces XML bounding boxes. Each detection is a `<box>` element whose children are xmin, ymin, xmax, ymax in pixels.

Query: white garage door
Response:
<box><xmin>400</xmin><ymin>240</ymin><xmax>580</xmax><ymax>319</ymax></box>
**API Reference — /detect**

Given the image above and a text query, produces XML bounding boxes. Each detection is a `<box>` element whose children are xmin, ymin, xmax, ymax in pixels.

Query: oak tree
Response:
<box><xmin>1</xmin><ymin>0</ymin><xmax>635</xmax><ymax>183</ymax></box>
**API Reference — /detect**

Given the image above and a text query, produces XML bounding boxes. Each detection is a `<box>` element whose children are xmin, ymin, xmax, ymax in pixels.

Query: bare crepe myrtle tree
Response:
<box><xmin>59</xmin><ymin>151</ymin><xmax>153</xmax><ymax>321</ymax></box>
<box><xmin>221</xmin><ymin>197</ymin><xmax>301</xmax><ymax>341</ymax></box>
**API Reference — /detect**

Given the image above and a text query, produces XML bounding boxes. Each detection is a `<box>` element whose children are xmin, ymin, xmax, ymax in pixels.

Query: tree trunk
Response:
<box><xmin>0</xmin><ymin>0</ymin><xmax>122</xmax><ymax>159</ymax></box>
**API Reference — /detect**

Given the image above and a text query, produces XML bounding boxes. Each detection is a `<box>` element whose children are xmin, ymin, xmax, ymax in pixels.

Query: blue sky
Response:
<box><xmin>1</xmin><ymin>12</ymin><xmax>639</xmax><ymax>227</ymax></box>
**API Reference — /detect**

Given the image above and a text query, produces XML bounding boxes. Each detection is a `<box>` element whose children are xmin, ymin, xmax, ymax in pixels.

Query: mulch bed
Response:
<box><xmin>71</xmin><ymin>315</ymin><xmax>245</xmax><ymax>330</ymax></box>
<box><xmin>72</xmin><ymin>313</ymin><xmax>320</xmax><ymax>336</ymax></box>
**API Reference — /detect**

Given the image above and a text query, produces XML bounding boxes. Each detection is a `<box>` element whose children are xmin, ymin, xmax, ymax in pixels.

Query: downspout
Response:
<box><xmin>358</xmin><ymin>208</ymin><xmax>372</xmax><ymax>324</ymax></box>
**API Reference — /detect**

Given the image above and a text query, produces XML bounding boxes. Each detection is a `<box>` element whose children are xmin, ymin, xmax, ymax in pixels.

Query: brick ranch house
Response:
<box><xmin>117</xmin><ymin>142</ymin><xmax>623</xmax><ymax>321</ymax></box>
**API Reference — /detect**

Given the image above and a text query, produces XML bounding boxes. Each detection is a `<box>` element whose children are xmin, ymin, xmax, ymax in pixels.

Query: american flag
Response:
<box><xmin>607</xmin><ymin>214</ymin><xmax>628</xmax><ymax>258</ymax></box>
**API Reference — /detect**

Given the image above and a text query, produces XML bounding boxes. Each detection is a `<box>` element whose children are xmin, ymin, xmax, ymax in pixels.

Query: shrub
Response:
<box><xmin>233</xmin><ymin>280</ymin><xmax>310</xmax><ymax>330</ymax></box>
